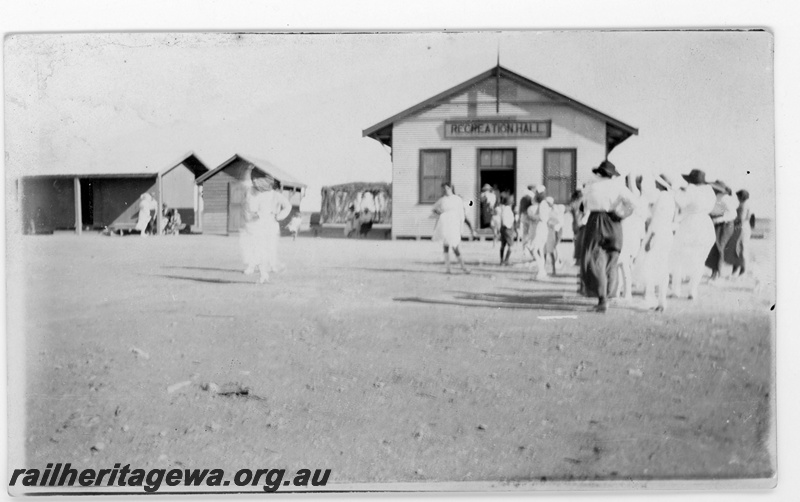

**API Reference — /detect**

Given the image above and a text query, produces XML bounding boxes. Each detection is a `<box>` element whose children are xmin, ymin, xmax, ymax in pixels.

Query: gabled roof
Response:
<box><xmin>160</xmin><ymin>152</ymin><xmax>210</xmax><ymax>178</ymax></box>
<box><xmin>195</xmin><ymin>153</ymin><xmax>306</xmax><ymax>190</ymax></box>
<box><xmin>20</xmin><ymin>151</ymin><xmax>210</xmax><ymax>179</ymax></box>
<box><xmin>363</xmin><ymin>65</ymin><xmax>638</xmax><ymax>153</ymax></box>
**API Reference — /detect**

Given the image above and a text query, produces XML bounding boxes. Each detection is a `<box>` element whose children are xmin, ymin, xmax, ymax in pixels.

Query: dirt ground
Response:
<box><xmin>9</xmin><ymin>231</ymin><xmax>775</xmax><ymax>486</ymax></box>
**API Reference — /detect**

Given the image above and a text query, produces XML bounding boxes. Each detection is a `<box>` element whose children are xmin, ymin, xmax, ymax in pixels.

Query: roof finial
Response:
<box><xmin>496</xmin><ymin>42</ymin><xmax>501</xmax><ymax>69</ymax></box>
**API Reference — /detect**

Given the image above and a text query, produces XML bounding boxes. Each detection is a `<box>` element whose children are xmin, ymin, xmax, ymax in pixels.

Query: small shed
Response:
<box><xmin>195</xmin><ymin>154</ymin><xmax>306</xmax><ymax>235</ymax></box>
<box><xmin>18</xmin><ymin>153</ymin><xmax>209</xmax><ymax>234</ymax></box>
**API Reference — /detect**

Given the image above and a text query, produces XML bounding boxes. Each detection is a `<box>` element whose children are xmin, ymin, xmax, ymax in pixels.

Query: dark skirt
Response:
<box><xmin>724</xmin><ymin>224</ymin><xmax>749</xmax><ymax>269</ymax></box>
<box><xmin>500</xmin><ymin>226</ymin><xmax>515</xmax><ymax>245</ymax></box>
<box><xmin>573</xmin><ymin>226</ymin><xmax>585</xmax><ymax>262</ymax></box>
<box><xmin>580</xmin><ymin>212</ymin><xmax>622</xmax><ymax>299</ymax></box>
<box><xmin>704</xmin><ymin>221</ymin><xmax>735</xmax><ymax>273</ymax></box>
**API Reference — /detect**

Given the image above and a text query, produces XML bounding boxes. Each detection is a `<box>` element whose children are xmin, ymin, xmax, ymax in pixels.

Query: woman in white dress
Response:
<box><xmin>670</xmin><ymin>169</ymin><xmax>716</xmax><ymax>299</ymax></box>
<box><xmin>240</xmin><ymin>170</ymin><xmax>292</xmax><ymax>284</ymax></box>
<box><xmin>635</xmin><ymin>174</ymin><xmax>677</xmax><ymax>311</ymax></box>
<box><xmin>617</xmin><ymin>174</ymin><xmax>647</xmax><ymax>301</ymax></box>
<box><xmin>432</xmin><ymin>182</ymin><xmax>470</xmax><ymax>274</ymax></box>
<box><xmin>135</xmin><ymin>193</ymin><xmax>157</xmax><ymax>236</ymax></box>
<box><xmin>525</xmin><ymin>192</ymin><xmax>551</xmax><ymax>280</ymax></box>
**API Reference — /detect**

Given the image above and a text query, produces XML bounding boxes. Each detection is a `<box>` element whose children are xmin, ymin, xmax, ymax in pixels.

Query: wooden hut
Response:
<box><xmin>195</xmin><ymin>154</ymin><xmax>306</xmax><ymax>235</ymax></box>
<box><xmin>18</xmin><ymin>153</ymin><xmax>209</xmax><ymax>235</ymax></box>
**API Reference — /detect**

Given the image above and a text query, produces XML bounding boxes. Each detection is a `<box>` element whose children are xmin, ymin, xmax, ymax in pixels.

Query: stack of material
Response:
<box><xmin>320</xmin><ymin>182</ymin><xmax>392</xmax><ymax>224</ymax></box>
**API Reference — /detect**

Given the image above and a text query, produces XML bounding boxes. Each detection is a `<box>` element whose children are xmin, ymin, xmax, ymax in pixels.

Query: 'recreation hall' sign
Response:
<box><xmin>444</xmin><ymin>120</ymin><xmax>551</xmax><ymax>139</ymax></box>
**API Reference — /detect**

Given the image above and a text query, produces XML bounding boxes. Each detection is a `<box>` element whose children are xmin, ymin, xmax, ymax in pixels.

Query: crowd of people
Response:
<box><xmin>131</xmin><ymin>163</ymin><xmax>756</xmax><ymax>297</ymax></box>
<box><xmin>430</xmin><ymin>161</ymin><xmax>755</xmax><ymax>313</ymax></box>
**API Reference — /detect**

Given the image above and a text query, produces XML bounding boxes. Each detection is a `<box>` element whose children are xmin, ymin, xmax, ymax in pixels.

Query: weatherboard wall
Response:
<box><xmin>390</xmin><ymin>77</ymin><xmax>607</xmax><ymax>238</ymax></box>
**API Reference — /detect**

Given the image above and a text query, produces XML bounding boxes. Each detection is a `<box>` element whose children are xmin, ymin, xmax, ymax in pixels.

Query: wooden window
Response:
<box><xmin>419</xmin><ymin>150</ymin><xmax>450</xmax><ymax>204</ymax></box>
<box><xmin>543</xmin><ymin>149</ymin><xmax>576</xmax><ymax>205</ymax></box>
<box><xmin>478</xmin><ymin>149</ymin><xmax>515</xmax><ymax>170</ymax></box>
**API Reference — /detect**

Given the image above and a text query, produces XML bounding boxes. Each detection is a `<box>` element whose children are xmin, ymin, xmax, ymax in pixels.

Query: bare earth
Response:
<box><xmin>11</xmin><ymin>231</ymin><xmax>775</xmax><ymax>486</ymax></box>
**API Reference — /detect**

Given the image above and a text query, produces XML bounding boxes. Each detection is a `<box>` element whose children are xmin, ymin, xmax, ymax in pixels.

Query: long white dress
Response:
<box><xmin>670</xmin><ymin>184</ymin><xmax>716</xmax><ymax>296</ymax></box>
<box><xmin>526</xmin><ymin>200</ymin><xmax>551</xmax><ymax>252</ymax></box>
<box><xmin>620</xmin><ymin>197</ymin><xmax>647</xmax><ymax>262</ymax></box>
<box><xmin>432</xmin><ymin>194</ymin><xmax>465</xmax><ymax>247</ymax></box>
<box><xmin>671</xmin><ymin>185</ymin><xmax>716</xmax><ymax>268</ymax></box>
<box><xmin>135</xmin><ymin>196</ymin><xmax>156</xmax><ymax>232</ymax></box>
<box><xmin>240</xmin><ymin>188</ymin><xmax>292</xmax><ymax>272</ymax></box>
<box><xmin>634</xmin><ymin>190</ymin><xmax>676</xmax><ymax>292</ymax></box>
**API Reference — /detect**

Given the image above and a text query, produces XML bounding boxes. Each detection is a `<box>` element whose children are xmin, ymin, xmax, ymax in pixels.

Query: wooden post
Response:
<box><xmin>73</xmin><ymin>177</ymin><xmax>82</xmax><ymax>235</ymax></box>
<box><xmin>156</xmin><ymin>174</ymin><xmax>164</xmax><ymax>236</ymax></box>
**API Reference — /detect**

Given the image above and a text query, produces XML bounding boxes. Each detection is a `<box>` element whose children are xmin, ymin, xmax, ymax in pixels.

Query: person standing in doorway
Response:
<box><xmin>480</xmin><ymin>184</ymin><xmax>497</xmax><ymax>229</ymax></box>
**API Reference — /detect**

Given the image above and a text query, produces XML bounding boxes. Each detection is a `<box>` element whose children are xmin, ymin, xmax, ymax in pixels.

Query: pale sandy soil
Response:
<box><xmin>9</xmin><ymin>231</ymin><xmax>775</xmax><ymax>486</ymax></box>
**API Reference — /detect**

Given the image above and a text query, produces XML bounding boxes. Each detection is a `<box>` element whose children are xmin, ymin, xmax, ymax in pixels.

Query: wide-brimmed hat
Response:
<box><xmin>481</xmin><ymin>184</ymin><xmax>493</xmax><ymax>191</ymax></box>
<box><xmin>710</xmin><ymin>179</ymin><xmax>732</xmax><ymax>195</ymax></box>
<box><xmin>592</xmin><ymin>160</ymin><xmax>620</xmax><ymax>178</ymax></box>
<box><xmin>655</xmin><ymin>173</ymin><xmax>673</xmax><ymax>190</ymax></box>
<box><xmin>682</xmin><ymin>169</ymin><xmax>707</xmax><ymax>185</ymax></box>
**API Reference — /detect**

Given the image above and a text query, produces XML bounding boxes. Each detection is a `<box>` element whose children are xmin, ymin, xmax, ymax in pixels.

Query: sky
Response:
<box><xmin>4</xmin><ymin>30</ymin><xmax>774</xmax><ymax>215</ymax></box>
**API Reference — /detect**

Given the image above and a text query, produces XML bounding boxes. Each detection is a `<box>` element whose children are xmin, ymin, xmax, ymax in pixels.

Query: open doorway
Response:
<box><xmin>79</xmin><ymin>179</ymin><xmax>95</xmax><ymax>228</ymax></box>
<box><xmin>478</xmin><ymin>149</ymin><xmax>516</xmax><ymax>229</ymax></box>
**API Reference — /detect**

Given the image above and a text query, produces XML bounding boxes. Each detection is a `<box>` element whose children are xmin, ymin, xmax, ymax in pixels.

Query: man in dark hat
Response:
<box><xmin>579</xmin><ymin>160</ymin><xmax>636</xmax><ymax>312</ymax></box>
<box><xmin>681</xmin><ymin>169</ymin><xmax>707</xmax><ymax>185</ymax></box>
<box><xmin>704</xmin><ymin>179</ymin><xmax>738</xmax><ymax>279</ymax></box>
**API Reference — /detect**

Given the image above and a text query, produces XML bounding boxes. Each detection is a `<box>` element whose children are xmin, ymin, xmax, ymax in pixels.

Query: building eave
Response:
<box><xmin>362</xmin><ymin>65</ymin><xmax>639</xmax><ymax>151</ymax></box>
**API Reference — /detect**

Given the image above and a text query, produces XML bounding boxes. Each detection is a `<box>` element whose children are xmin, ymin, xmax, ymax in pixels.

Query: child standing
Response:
<box><xmin>499</xmin><ymin>195</ymin><xmax>516</xmax><ymax>265</ymax></box>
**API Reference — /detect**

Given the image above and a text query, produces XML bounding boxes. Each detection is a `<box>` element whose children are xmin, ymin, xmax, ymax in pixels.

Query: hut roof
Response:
<box><xmin>19</xmin><ymin>152</ymin><xmax>210</xmax><ymax>180</ymax></box>
<box><xmin>196</xmin><ymin>153</ymin><xmax>306</xmax><ymax>190</ymax></box>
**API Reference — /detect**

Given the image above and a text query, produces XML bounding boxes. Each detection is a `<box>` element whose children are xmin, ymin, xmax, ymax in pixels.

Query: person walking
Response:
<box><xmin>725</xmin><ymin>189</ymin><xmax>752</xmax><ymax>277</ymax></box>
<box><xmin>432</xmin><ymin>182</ymin><xmax>470</xmax><ymax>274</ymax></box>
<box><xmin>580</xmin><ymin>160</ymin><xmax>636</xmax><ymax>313</ymax></box>
<box><xmin>135</xmin><ymin>193</ymin><xmax>157</xmax><ymax>237</ymax></box>
<box><xmin>498</xmin><ymin>194</ymin><xmax>516</xmax><ymax>265</ymax></box>
<box><xmin>517</xmin><ymin>185</ymin><xmax>536</xmax><ymax>243</ymax></box>
<box><xmin>670</xmin><ymin>169</ymin><xmax>717</xmax><ymax>299</ymax></box>
<box><xmin>636</xmin><ymin>174</ymin><xmax>677</xmax><ymax>311</ymax></box>
<box><xmin>618</xmin><ymin>174</ymin><xmax>648</xmax><ymax>301</ymax></box>
<box><xmin>240</xmin><ymin>169</ymin><xmax>292</xmax><ymax>284</ymax></box>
